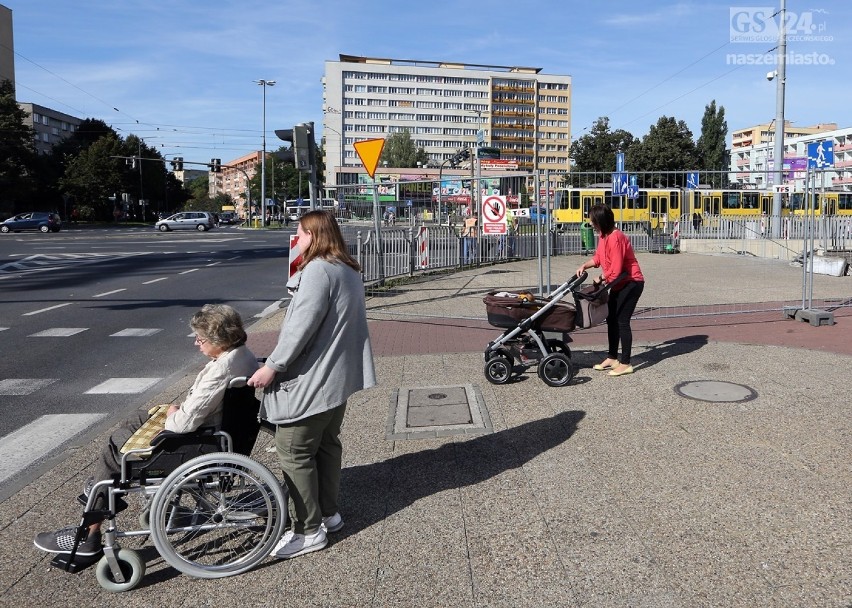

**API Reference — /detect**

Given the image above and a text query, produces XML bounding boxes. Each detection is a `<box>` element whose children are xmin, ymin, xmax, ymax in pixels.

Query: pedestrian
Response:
<box><xmin>461</xmin><ymin>212</ymin><xmax>478</xmax><ymax>264</ymax></box>
<box><xmin>575</xmin><ymin>203</ymin><xmax>645</xmax><ymax>377</ymax></box>
<box><xmin>33</xmin><ymin>304</ymin><xmax>258</xmax><ymax>557</ymax></box>
<box><xmin>248</xmin><ymin>210</ymin><xmax>376</xmax><ymax>560</ymax></box>
<box><xmin>692</xmin><ymin>212</ymin><xmax>702</xmax><ymax>233</ymax></box>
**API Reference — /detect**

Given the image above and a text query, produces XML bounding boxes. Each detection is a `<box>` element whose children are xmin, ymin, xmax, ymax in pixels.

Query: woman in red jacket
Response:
<box><xmin>575</xmin><ymin>204</ymin><xmax>645</xmax><ymax>376</ymax></box>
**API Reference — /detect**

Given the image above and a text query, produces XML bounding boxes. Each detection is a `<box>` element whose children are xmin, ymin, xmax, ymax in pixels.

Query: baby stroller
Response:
<box><xmin>482</xmin><ymin>271</ymin><xmax>611</xmax><ymax>387</ymax></box>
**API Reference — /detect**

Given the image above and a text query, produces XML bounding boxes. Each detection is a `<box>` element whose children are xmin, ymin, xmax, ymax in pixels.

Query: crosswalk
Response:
<box><xmin>0</xmin><ymin>325</ymin><xmax>171</xmax><ymax>488</ymax></box>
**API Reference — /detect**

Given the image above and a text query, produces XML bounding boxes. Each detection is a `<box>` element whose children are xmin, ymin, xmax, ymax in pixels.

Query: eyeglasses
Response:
<box><xmin>194</xmin><ymin>336</ymin><xmax>208</xmax><ymax>346</ymax></box>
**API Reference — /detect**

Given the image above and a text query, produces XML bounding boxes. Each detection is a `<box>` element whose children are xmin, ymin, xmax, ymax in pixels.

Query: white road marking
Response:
<box><xmin>205</xmin><ymin>261</ymin><xmax>221</xmax><ymax>266</ymax></box>
<box><xmin>179</xmin><ymin>268</ymin><xmax>199</xmax><ymax>274</ymax></box>
<box><xmin>0</xmin><ymin>327</ymin><xmax>8</xmax><ymax>332</ymax></box>
<box><xmin>93</xmin><ymin>288</ymin><xmax>127</xmax><ymax>298</ymax></box>
<box><xmin>110</xmin><ymin>328</ymin><xmax>162</xmax><ymax>337</ymax></box>
<box><xmin>84</xmin><ymin>377</ymin><xmax>162</xmax><ymax>394</ymax></box>
<box><xmin>29</xmin><ymin>328</ymin><xmax>88</xmax><ymax>337</ymax></box>
<box><xmin>22</xmin><ymin>303</ymin><xmax>73</xmax><ymax>316</ymax></box>
<box><xmin>142</xmin><ymin>277</ymin><xmax>168</xmax><ymax>284</ymax></box>
<box><xmin>0</xmin><ymin>378</ymin><xmax>58</xmax><ymax>395</ymax></box>
<box><xmin>0</xmin><ymin>414</ymin><xmax>106</xmax><ymax>484</ymax></box>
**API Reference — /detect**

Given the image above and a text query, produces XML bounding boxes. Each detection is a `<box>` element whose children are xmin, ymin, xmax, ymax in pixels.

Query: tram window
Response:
<box><xmin>838</xmin><ymin>194</ymin><xmax>852</xmax><ymax>211</ymax></box>
<box><xmin>742</xmin><ymin>193</ymin><xmax>759</xmax><ymax>209</ymax></box>
<box><xmin>790</xmin><ymin>193</ymin><xmax>803</xmax><ymax>211</ymax></box>
<box><xmin>723</xmin><ymin>193</ymin><xmax>741</xmax><ymax>209</ymax></box>
<box><xmin>570</xmin><ymin>191</ymin><xmax>580</xmax><ymax>210</ymax></box>
<box><xmin>711</xmin><ymin>197</ymin><xmax>721</xmax><ymax>215</ymax></box>
<box><xmin>701</xmin><ymin>196</ymin><xmax>710</xmax><ymax>214</ymax></box>
<box><xmin>610</xmin><ymin>195</ymin><xmax>621</xmax><ymax>209</ymax></box>
<box><xmin>670</xmin><ymin>191</ymin><xmax>679</xmax><ymax>211</ymax></box>
<box><xmin>649</xmin><ymin>197</ymin><xmax>659</xmax><ymax>213</ymax></box>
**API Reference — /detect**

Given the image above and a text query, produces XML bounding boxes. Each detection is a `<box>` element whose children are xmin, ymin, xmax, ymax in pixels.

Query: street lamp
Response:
<box><xmin>769</xmin><ymin>0</ymin><xmax>786</xmax><ymax>236</ymax></box>
<box><xmin>254</xmin><ymin>79</ymin><xmax>276</xmax><ymax>227</ymax></box>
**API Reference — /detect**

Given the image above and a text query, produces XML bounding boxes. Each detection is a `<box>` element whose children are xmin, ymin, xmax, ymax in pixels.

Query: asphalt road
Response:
<box><xmin>0</xmin><ymin>224</ymin><xmax>292</xmax><ymax>496</ymax></box>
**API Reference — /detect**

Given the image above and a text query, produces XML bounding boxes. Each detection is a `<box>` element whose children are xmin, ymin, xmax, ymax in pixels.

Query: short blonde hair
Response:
<box><xmin>190</xmin><ymin>304</ymin><xmax>246</xmax><ymax>349</ymax></box>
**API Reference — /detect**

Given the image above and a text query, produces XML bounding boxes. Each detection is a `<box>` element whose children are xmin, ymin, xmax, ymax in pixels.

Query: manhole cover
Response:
<box><xmin>386</xmin><ymin>384</ymin><xmax>493</xmax><ymax>440</ymax></box>
<box><xmin>674</xmin><ymin>380</ymin><xmax>757</xmax><ymax>403</ymax></box>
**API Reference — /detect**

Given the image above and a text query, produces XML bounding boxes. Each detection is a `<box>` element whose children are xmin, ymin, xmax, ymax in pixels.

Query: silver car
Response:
<box><xmin>155</xmin><ymin>212</ymin><xmax>215</xmax><ymax>232</ymax></box>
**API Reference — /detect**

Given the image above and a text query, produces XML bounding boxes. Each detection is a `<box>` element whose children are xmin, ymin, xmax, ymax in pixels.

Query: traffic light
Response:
<box><xmin>274</xmin><ymin>128</ymin><xmax>296</xmax><ymax>165</ymax></box>
<box><xmin>293</xmin><ymin>123</ymin><xmax>312</xmax><ymax>172</ymax></box>
<box><xmin>448</xmin><ymin>148</ymin><xmax>471</xmax><ymax>168</ymax></box>
<box><xmin>210</xmin><ymin>158</ymin><xmax>221</xmax><ymax>173</ymax></box>
<box><xmin>276</xmin><ymin>123</ymin><xmax>316</xmax><ymax>173</ymax></box>
<box><xmin>175</xmin><ymin>157</ymin><xmax>183</xmax><ymax>172</ymax></box>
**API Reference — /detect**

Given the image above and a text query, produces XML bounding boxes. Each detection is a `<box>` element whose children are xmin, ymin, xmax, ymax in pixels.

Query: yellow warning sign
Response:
<box><xmin>353</xmin><ymin>138</ymin><xmax>385</xmax><ymax>179</ymax></box>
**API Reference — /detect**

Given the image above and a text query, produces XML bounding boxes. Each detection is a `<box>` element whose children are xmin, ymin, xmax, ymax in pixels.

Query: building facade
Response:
<box><xmin>729</xmin><ymin>124</ymin><xmax>852</xmax><ymax>190</ymax></box>
<box><xmin>731</xmin><ymin>121</ymin><xmax>837</xmax><ymax>150</ymax></box>
<box><xmin>208</xmin><ymin>151</ymin><xmax>261</xmax><ymax>216</ymax></box>
<box><xmin>18</xmin><ymin>103</ymin><xmax>81</xmax><ymax>155</ymax></box>
<box><xmin>322</xmin><ymin>55</ymin><xmax>571</xmax><ymax>195</ymax></box>
<box><xmin>0</xmin><ymin>4</ymin><xmax>13</xmax><ymax>90</ymax></box>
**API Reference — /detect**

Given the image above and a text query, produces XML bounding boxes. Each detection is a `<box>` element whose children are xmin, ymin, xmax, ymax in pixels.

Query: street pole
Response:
<box><xmin>770</xmin><ymin>0</ymin><xmax>786</xmax><ymax>236</ymax></box>
<box><xmin>137</xmin><ymin>139</ymin><xmax>144</xmax><ymax>221</ymax></box>
<box><xmin>255</xmin><ymin>79</ymin><xmax>276</xmax><ymax>227</ymax></box>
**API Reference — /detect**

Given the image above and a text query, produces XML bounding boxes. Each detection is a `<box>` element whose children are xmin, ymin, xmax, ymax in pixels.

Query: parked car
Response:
<box><xmin>155</xmin><ymin>211</ymin><xmax>216</xmax><ymax>232</ymax></box>
<box><xmin>0</xmin><ymin>212</ymin><xmax>62</xmax><ymax>233</ymax></box>
<box><xmin>218</xmin><ymin>212</ymin><xmax>237</xmax><ymax>225</ymax></box>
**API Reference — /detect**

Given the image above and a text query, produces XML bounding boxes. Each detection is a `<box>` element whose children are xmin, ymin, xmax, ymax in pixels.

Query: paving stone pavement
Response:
<box><xmin>1</xmin><ymin>252</ymin><xmax>850</xmax><ymax>608</ymax></box>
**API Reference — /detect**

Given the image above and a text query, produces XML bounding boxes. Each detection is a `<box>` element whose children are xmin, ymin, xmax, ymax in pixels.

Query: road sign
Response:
<box><xmin>480</xmin><ymin>159</ymin><xmax>518</xmax><ymax>170</ymax></box>
<box><xmin>686</xmin><ymin>171</ymin><xmax>700</xmax><ymax>189</ymax></box>
<box><xmin>481</xmin><ymin>195</ymin><xmax>508</xmax><ymax>234</ymax></box>
<box><xmin>616</xmin><ymin>152</ymin><xmax>625</xmax><ymax>173</ymax></box>
<box><xmin>477</xmin><ymin>129</ymin><xmax>485</xmax><ymax>146</ymax></box>
<box><xmin>353</xmin><ymin>138</ymin><xmax>385</xmax><ymax>178</ymax></box>
<box><xmin>627</xmin><ymin>175</ymin><xmax>638</xmax><ymax>199</ymax></box>
<box><xmin>612</xmin><ymin>172</ymin><xmax>627</xmax><ymax>196</ymax></box>
<box><xmin>406</xmin><ymin>199</ymin><xmax>413</xmax><ymax>207</ymax></box>
<box><xmin>807</xmin><ymin>140</ymin><xmax>834</xmax><ymax>169</ymax></box>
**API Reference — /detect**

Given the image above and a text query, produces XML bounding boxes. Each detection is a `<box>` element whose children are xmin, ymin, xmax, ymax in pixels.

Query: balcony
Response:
<box><xmin>832</xmin><ymin>176</ymin><xmax>852</xmax><ymax>185</ymax></box>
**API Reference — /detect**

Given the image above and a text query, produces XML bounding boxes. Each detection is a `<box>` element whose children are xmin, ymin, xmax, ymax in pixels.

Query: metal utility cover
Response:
<box><xmin>674</xmin><ymin>380</ymin><xmax>758</xmax><ymax>403</ymax></box>
<box><xmin>387</xmin><ymin>384</ymin><xmax>492</xmax><ymax>440</ymax></box>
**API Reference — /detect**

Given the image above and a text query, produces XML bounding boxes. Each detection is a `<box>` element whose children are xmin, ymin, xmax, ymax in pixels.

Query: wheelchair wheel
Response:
<box><xmin>484</xmin><ymin>356</ymin><xmax>513</xmax><ymax>384</ymax></box>
<box><xmin>95</xmin><ymin>548</ymin><xmax>145</xmax><ymax>593</ymax></box>
<box><xmin>148</xmin><ymin>452</ymin><xmax>286</xmax><ymax>579</ymax></box>
<box><xmin>537</xmin><ymin>353</ymin><xmax>574</xmax><ymax>387</ymax></box>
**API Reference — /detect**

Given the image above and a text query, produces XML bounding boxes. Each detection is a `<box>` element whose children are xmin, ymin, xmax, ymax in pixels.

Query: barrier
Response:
<box><xmin>288</xmin><ymin>234</ymin><xmax>302</xmax><ymax>278</ymax></box>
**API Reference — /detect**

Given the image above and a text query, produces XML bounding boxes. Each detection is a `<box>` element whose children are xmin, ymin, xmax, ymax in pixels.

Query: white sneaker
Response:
<box><xmin>270</xmin><ymin>529</ymin><xmax>294</xmax><ymax>556</ymax></box>
<box><xmin>272</xmin><ymin>528</ymin><xmax>328</xmax><ymax>559</ymax></box>
<box><xmin>321</xmin><ymin>512</ymin><xmax>344</xmax><ymax>533</ymax></box>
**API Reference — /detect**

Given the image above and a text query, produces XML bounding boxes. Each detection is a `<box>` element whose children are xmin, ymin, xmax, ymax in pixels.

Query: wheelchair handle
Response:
<box><xmin>228</xmin><ymin>377</ymin><xmax>249</xmax><ymax>389</ymax></box>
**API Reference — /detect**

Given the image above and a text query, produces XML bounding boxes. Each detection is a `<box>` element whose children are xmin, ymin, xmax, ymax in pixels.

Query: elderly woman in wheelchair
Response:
<box><xmin>33</xmin><ymin>304</ymin><xmax>288</xmax><ymax>592</ymax></box>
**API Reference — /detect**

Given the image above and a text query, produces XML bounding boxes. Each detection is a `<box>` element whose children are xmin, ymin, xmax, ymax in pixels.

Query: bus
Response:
<box><xmin>284</xmin><ymin>199</ymin><xmax>337</xmax><ymax>222</ymax></box>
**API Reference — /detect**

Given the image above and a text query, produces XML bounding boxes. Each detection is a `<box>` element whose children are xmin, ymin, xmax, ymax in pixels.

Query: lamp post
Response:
<box><xmin>254</xmin><ymin>79</ymin><xmax>276</xmax><ymax>227</ymax></box>
<box><xmin>769</xmin><ymin>0</ymin><xmax>786</xmax><ymax>236</ymax></box>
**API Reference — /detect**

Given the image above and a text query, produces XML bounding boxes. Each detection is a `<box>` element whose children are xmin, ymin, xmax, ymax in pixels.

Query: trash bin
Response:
<box><xmin>580</xmin><ymin>222</ymin><xmax>595</xmax><ymax>252</ymax></box>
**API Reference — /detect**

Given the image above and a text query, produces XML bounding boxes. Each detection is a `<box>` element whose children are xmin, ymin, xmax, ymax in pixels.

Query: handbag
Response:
<box><xmin>573</xmin><ymin>284</ymin><xmax>609</xmax><ymax>329</ymax></box>
<box><xmin>120</xmin><ymin>404</ymin><xmax>170</xmax><ymax>454</ymax></box>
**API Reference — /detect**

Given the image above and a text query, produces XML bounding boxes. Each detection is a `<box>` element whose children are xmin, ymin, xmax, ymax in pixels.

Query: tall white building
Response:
<box><xmin>729</xmin><ymin>125</ymin><xmax>852</xmax><ymax>191</ymax></box>
<box><xmin>322</xmin><ymin>54</ymin><xmax>571</xmax><ymax>194</ymax></box>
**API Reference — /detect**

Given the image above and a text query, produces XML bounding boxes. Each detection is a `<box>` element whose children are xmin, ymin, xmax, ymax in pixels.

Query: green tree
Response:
<box><xmin>59</xmin><ymin>133</ymin><xmax>127</xmax><ymax>221</ymax></box>
<box><xmin>378</xmin><ymin>130</ymin><xmax>428</xmax><ymax>168</ymax></box>
<box><xmin>567</xmin><ymin>117</ymin><xmax>637</xmax><ymax>186</ymax></box>
<box><xmin>628</xmin><ymin>116</ymin><xmax>697</xmax><ymax>187</ymax></box>
<box><xmin>696</xmin><ymin>100</ymin><xmax>728</xmax><ymax>187</ymax></box>
<box><xmin>0</xmin><ymin>79</ymin><xmax>37</xmax><ymax>214</ymax></box>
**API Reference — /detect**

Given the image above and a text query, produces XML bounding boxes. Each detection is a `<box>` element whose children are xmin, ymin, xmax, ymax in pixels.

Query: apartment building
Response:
<box><xmin>0</xmin><ymin>4</ymin><xmax>13</xmax><ymax>91</ymax></box>
<box><xmin>731</xmin><ymin>121</ymin><xmax>837</xmax><ymax>150</ymax></box>
<box><xmin>18</xmin><ymin>103</ymin><xmax>81</xmax><ymax>155</ymax></box>
<box><xmin>730</xmin><ymin>124</ymin><xmax>852</xmax><ymax>190</ymax></box>
<box><xmin>208</xmin><ymin>151</ymin><xmax>261</xmax><ymax>215</ymax></box>
<box><xmin>323</xmin><ymin>54</ymin><xmax>571</xmax><ymax>193</ymax></box>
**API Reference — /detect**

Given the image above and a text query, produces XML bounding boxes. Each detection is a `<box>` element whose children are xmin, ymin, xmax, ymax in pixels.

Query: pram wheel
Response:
<box><xmin>546</xmin><ymin>339</ymin><xmax>570</xmax><ymax>357</ymax></box>
<box><xmin>484</xmin><ymin>356</ymin><xmax>513</xmax><ymax>384</ymax></box>
<box><xmin>95</xmin><ymin>548</ymin><xmax>145</xmax><ymax>593</ymax></box>
<box><xmin>537</xmin><ymin>353</ymin><xmax>574</xmax><ymax>387</ymax></box>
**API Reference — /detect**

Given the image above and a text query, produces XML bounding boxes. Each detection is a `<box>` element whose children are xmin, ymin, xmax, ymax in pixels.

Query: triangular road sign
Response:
<box><xmin>353</xmin><ymin>138</ymin><xmax>385</xmax><ymax>178</ymax></box>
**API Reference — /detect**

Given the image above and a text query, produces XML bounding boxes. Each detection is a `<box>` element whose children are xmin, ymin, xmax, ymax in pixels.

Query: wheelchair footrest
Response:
<box><xmin>51</xmin><ymin>550</ymin><xmax>102</xmax><ymax>573</ymax></box>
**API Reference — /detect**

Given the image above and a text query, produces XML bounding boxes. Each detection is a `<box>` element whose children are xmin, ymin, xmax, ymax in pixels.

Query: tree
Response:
<box><xmin>567</xmin><ymin>117</ymin><xmax>637</xmax><ymax>186</ymax></box>
<box><xmin>0</xmin><ymin>79</ymin><xmax>37</xmax><ymax>214</ymax></box>
<box><xmin>59</xmin><ymin>133</ymin><xmax>127</xmax><ymax>221</ymax></box>
<box><xmin>628</xmin><ymin>116</ymin><xmax>697</xmax><ymax>187</ymax></box>
<box><xmin>696</xmin><ymin>100</ymin><xmax>728</xmax><ymax>187</ymax></box>
<box><xmin>378</xmin><ymin>130</ymin><xmax>429</xmax><ymax>168</ymax></box>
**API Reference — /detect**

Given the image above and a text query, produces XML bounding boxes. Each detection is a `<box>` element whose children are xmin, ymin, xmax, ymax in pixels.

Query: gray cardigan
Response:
<box><xmin>260</xmin><ymin>258</ymin><xmax>376</xmax><ymax>424</ymax></box>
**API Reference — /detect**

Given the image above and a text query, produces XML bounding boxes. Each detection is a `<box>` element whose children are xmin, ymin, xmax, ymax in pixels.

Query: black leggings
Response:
<box><xmin>606</xmin><ymin>281</ymin><xmax>644</xmax><ymax>365</ymax></box>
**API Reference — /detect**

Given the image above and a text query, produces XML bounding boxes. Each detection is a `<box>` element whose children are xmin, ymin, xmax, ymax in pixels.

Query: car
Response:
<box><xmin>0</xmin><ymin>212</ymin><xmax>62</xmax><ymax>233</ymax></box>
<box><xmin>218</xmin><ymin>212</ymin><xmax>236</xmax><ymax>225</ymax></box>
<box><xmin>155</xmin><ymin>211</ymin><xmax>216</xmax><ymax>232</ymax></box>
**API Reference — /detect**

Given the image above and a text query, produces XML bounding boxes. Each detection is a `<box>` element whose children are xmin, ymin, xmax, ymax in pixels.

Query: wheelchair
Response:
<box><xmin>52</xmin><ymin>379</ymin><xmax>286</xmax><ymax>593</ymax></box>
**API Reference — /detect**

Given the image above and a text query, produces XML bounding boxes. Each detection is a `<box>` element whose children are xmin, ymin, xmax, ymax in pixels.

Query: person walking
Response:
<box><xmin>461</xmin><ymin>212</ymin><xmax>478</xmax><ymax>264</ymax></box>
<box><xmin>248</xmin><ymin>210</ymin><xmax>376</xmax><ymax>560</ymax></box>
<box><xmin>575</xmin><ymin>204</ymin><xmax>645</xmax><ymax>377</ymax></box>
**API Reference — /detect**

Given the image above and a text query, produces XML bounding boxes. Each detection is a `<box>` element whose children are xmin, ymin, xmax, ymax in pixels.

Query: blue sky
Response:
<box><xmin>7</xmin><ymin>1</ymin><xmax>850</xmax><ymax>166</ymax></box>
